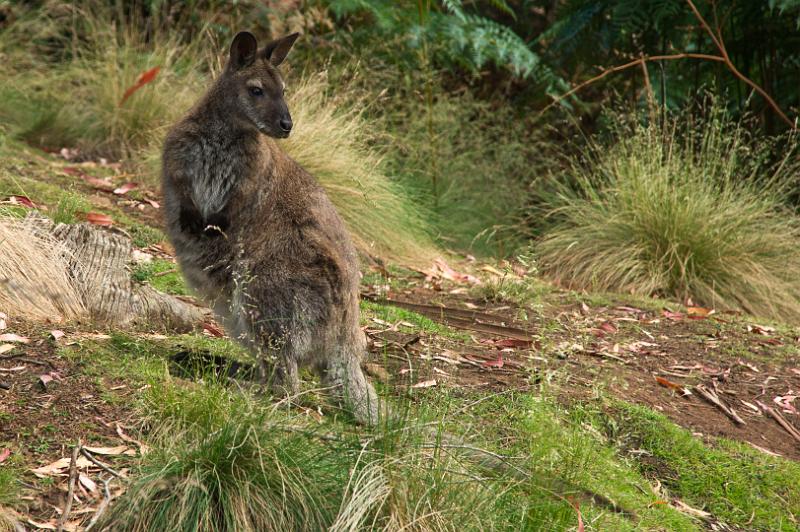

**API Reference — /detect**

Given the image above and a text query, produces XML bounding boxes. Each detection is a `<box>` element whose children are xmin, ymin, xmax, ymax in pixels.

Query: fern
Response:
<box><xmin>327</xmin><ymin>0</ymin><xmax>552</xmax><ymax>81</ymax></box>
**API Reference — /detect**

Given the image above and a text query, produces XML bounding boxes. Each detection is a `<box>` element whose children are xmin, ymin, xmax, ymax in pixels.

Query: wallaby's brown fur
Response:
<box><xmin>161</xmin><ymin>31</ymin><xmax>379</xmax><ymax>424</ymax></box>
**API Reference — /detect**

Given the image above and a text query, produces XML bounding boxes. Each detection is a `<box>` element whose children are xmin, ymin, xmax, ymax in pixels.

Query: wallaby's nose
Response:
<box><xmin>279</xmin><ymin>118</ymin><xmax>293</xmax><ymax>133</ymax></box>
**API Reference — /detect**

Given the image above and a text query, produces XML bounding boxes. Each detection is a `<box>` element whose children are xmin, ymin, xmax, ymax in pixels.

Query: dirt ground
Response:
<box><xmin>362</xmin><ymin>280</ymin><xmax>800</xmax><ymax>461</ymax></box>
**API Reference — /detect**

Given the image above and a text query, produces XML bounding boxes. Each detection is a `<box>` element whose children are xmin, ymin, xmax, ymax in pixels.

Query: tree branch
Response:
<box><xmin>685</xmin><ymin>0</ymin><xmax>796</xmax><ymax>129</ymax></box>
<box><xmin>539</xmin><ymin>53</ymin><xmax>725</xmax><ymax>116</ymax></box>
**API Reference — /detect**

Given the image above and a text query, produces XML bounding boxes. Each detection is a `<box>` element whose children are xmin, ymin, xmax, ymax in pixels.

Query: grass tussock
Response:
<box><xmin>535</xmin><ymin>115</ymin><xmax>800</xmax><ymax>321</ymax></box>
<box><xmin>0</xmin><ymin>216</ymin><xmax>87</xmax><ymax>321</ymax></box>
<box><xmin>282</xmin><ymin>72</ymin><xmax>435</xmax><ymax>264</ymax></box>
<box><xmin>99</xmin><ymin>378</ymin><xmax>515</xmax><ymax>531</ymax></box>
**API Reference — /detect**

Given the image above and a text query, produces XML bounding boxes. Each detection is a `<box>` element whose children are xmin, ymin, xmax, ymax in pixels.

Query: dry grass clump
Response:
<box><xmin>535</xmin><ymin>114</ymin><xmax>800</xmax><ymax>321</ymax></box>
<box><xmin>0</xmin><ymin>217</ymin><xmax>86</xmax><ymax>321</ymax></box>
<box><xmin>284</xmin><ymin>72</ymin><xmax>435</xmax><ymax>264</ymax></box>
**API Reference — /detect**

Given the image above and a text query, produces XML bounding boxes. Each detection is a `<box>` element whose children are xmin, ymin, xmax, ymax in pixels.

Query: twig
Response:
<box><xmin>695</xmin><ymin>384</ymin><xmax>745</xmax><ymax>425</ymax></box>
<box><xmin>57</xmin><ymin>441</ymin><xmax>81</xmax><ymax>532</ymax></box>
<box><xmin>85</xmin><ymin>475</ymin><xmax>113</xmax><ymax>531</ymax></box>
<box><xmin>80</xmin><ymin>448</ymin><xmax>121</xmax><ymax>478</ymax></box>
<box><xmin>685</xmin><ymin>0</ymin><xmax>796</xmax><ymax>129</ymax></box>
<box><xmin>763</xmin><ymin>406</ymin><xmax>800</xmax><ymax>444</ymax></box>
<box><xmin>539</xmin><ymin>53</ymin><xmax>725</xmax><ymax>115</ymax></box>
<box><xmin>640</xmin><ymin>55</ymin><xmax>657</xmax><ymax>121</ymax></box>
<box><xmin>0</xmin><ymin>354</ymin><xmax>52</xmax><ymax>367</ymax></box>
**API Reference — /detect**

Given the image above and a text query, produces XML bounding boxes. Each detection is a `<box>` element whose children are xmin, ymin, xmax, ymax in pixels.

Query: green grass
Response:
<box><xmin>360</xmin><ymin>300</ymin><xmax>470</xmax><ymax>340</ymax></box>
<box><xmin>51</xmin><ymin>190</ymin><xmax>91</xmax><ymax>224</ymax></box>
<box><xmin>57</xmin><ymin>332</ymin><xmax>170</xmax><ymax>383</ymax></box>
<box><xmin>602</xmin><ymin>402</ymin><xmax>800</xmax><ymax>531</ymax></box>
<box><xmin>97</xmin><ymin>377</ymin><xmax>520</xmax><ymax>531</ymax></box>
<box><xmin>534</xmin><ymin>112</ymin><xmax>800</xmax><ymax>323</ymax></box>
<box><xmin>469</xmin><ymin>253</ymin><xmax>551</xmax><ymax>308</ymax></box>
<box><xmin>423</xmin><ymin>389</ymin><xmax>698</xmax><ymax>531</ymax></box>
<box><xmin>0</xmin><ymin>469</ymin><xmax>16</xmax><ymax>507</ymax></box>
<box><xmin>132</xmin><ymin>258</ymin><xmax>187</xmax><ymax>295</ymax></box>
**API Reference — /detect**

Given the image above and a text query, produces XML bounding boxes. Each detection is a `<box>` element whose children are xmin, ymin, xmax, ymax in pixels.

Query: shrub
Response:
<box><xmin>534</xmin><ymin>114</ymin><xmax>800</xmax><ymax>321</ymax></box>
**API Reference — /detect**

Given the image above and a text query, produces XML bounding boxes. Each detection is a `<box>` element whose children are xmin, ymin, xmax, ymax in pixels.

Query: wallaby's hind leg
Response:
<box><xmin>256</xmin><ymin>353</ymin><xmax>300</xmax><ymax>398</ymax></box>
<box><xmin>322</xmin><ymin>351</ymin><xmax>380</xmax><ymax>425</ymax></box>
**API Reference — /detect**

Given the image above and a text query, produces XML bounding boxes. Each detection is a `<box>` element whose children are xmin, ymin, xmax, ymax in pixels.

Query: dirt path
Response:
<box><xmin>363</xmin><ymin>279</ymin><xmax>800</xmax><ymax>461</ymax></box>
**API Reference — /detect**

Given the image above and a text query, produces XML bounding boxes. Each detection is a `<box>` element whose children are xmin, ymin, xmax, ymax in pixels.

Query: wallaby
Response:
<box><xmin>161</xmin><ymin>31</ymin><xmax>379</xmax><ymax>424</ymax></box>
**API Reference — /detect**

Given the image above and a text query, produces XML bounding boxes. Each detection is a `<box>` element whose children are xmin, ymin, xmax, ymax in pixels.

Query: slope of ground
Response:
<box><xmin>1</xmin><ymin>142</ymin><xmax>799</xmax><ymax>530</ymax></box>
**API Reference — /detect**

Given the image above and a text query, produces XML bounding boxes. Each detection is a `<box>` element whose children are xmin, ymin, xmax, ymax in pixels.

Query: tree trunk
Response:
<box><xmin>27</xmin><ymin>214</ymin><xmax>207</xmax><ymax>331</ymax></box>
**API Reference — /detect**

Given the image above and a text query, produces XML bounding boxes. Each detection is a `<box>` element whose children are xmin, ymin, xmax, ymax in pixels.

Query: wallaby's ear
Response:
<box><xmin>230</xmin><ymin>31</ymin><xmax>258</xmax><ymax>69</ymax></box>
<box><xmin>262</xmin><ymin>33</ymin><xmax>300</xmax><ymax>67</ymax></box>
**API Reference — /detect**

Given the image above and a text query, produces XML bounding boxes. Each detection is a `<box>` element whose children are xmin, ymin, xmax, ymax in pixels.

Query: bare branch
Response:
<box><xmin>685</xmin><ymin>0</ymin><xmax>796</xmax><ymax>129</ymax></box>
<box><xmin>539</xmin><ymin>53</ymin><xmax>725</xmax><ymax>116</ymax></box>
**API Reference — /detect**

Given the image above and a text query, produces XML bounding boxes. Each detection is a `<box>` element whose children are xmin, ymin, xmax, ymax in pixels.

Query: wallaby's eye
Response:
<box><xmin>249</xmin><ymin>86</ymin><xmax>264</xmax><ymax>97</ymax></box>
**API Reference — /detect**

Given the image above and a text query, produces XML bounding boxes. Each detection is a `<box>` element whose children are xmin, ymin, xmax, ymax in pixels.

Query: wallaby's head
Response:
<box><xmin>223</xmin><ymin>31</ymin><xmax>299</xmax><ymax>138</ymax></box>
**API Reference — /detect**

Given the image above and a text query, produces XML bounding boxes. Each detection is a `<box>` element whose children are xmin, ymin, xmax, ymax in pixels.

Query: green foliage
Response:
<box><xmin>326</xmin><ymin>0</ymin><xmax>552</xmax><ymax>81</ymax></box>
<box><xmin>544</xmin><ymin>0</ymin><xmax>800</xmax><ymax>126</ymax></box>
<box><xmin>534</xmin><ymin>110</ymin><xmax>800</xmax><ymax>322</ymax></box>
<box><xmin>379</xmin><ymin>86</ymin><xmax>539</xmax><ymax>254</ymax></box>
<box><xmin>97</xmin><ymin>381</ymin><xmax>347</xmax><ymax>531</ymax></box>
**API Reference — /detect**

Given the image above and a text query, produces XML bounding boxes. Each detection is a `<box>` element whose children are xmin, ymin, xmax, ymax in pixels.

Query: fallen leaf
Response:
<box><xmin>38</xmin><ymin>374</ymin><xmax>54</xmax><ymax>388</ymax></box>
<box><xmin>30</xmin><ymin>456</ymin><xmax>93</xmax><ymax>478</ymax></box>
<box><xmin>411</xmin><ymin>379</ymin><xmax>437</xmax><ymax>388</ymax></box>
<box><xmin>78</xmin><ymin>473</ymin><xmax>97</xmax><ymax>493</ymax></box>
<box><xmin>8</xmin><ymin>195</ymin><xmax>37</xmax><ymax>208</ymax></box>
<box><xmin>144</xmin><ymin>198</ymin><xmax>160</xmax><ymax>209</ymax></box>
<box><xmin>737</xmin><ymin>360</ymin><xmax>760</xmax><ymax>372</ymax></box>
<box><xmin>662</xmin><ymin>310</ymin><xmax>684</xmax><ymax>320</ymax></box>
<box><xmin>0</xmin><ymin>448</ymin><xmax>10</xmax><ymax>463</ymax></box>
<box><xmin>774</xmin><ymin>394</ymin><xmax>798</xmax><ymax>415</ymax></box>
<box><xmin>671</xmin><ymin>499</ymin><xmax>712</xmax><ymax>519</ymax></box>
<box><xmin>85</xmin><ymin>212</ymin><xmax>113</xmax><ymax>226</ymax></box>
<box><xmin>120</xmin><ymin>66</ymin><xmax>161</xmax><ymax>105</ymax></box>
<box><xmin>479</xmin><ymin>264</ymin><xmax>506</xmax><ymax>277</ymax></box>
<box><xmin>202</xmin><ymin>322</ymin><xmax>225</xmax><ymax>338</ymax></box>
<box><xmin>429</xmin><ymin>258</ymin><xmax>480</xmax><ymax>284</ymax></box>
<box><xmin>0</xmin><ymin>344</ymin><xmax>15</xmax><ymax>354</ymax></box>
<box><xmin>482</xmin><ymin>353</ymin><xmax>504</xmax><ymax>368</ymax></box>
<box><xmin>84</xmin><ymin>445</ymin><xmax>133</xmax><ymax>456</ymax></box>
<box><xmin>481</xmin><ymin>338</ymin><xmax>531</xmax><ymax>349</ymax></box>
<box><xmin>656</xmin><ymin>376</ymin><xmax>683</xmax><ymax>391</ymax></box>
<box><xmin>0</xmin><ymin>312</ymin><xmax>6</xmax><ymax>330</ymax></box>
<box><xmin>598</xmin><ymin>321</ymin><xmax>617</xmax><ymax>334</ymax></box>
<box><xmin>687</xmin><ymin>306</ymin><xmax>714</xmax><ymax>318</ymax></box>
<box><xmin>113</xmin><ymin>182</ymin><xmax>138</xmax><ymax>195</ymax></box>
<box><xmin>0</xmin><ymin>334</ymin><xmax>29</xmax><ymax>343</ymax></box>
<box><xmin>50</xmin><ymin>330</ymin><xmax>65</xmax><ymax>341</ymax></box>
<box><xmin>748</xmin><ymin>324</ymin><xmax>775</xmax><ymax>336</ymax></box>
